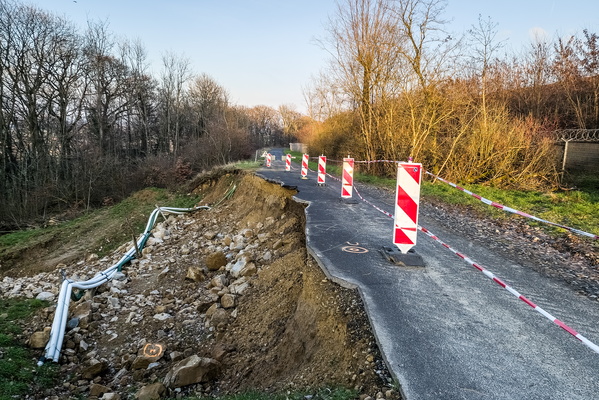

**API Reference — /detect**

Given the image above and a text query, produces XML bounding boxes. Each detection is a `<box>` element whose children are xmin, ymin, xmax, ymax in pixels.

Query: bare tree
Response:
<box><xmin>159</xmin><ymin>51</ymin><xmax>190</xmax><ymax>159</ymax></box>
<box><xmin>120</xmin><ymin>39</ymin><xmax>156</xmax><ymax>156</ymax></box>
<box><xmin>188</xmin><ymin>73</ymin><xmax>229</xmax><ymax>138</ymax></box>
<box><xmin>467</xmin><ymin>14</ymin><xmax>504</xmax><ymax>129</ymax></box>
<box><xmin>324</xmin><ymin>0</ymin><xmax>402</xmax><ymax>162</ymax></box>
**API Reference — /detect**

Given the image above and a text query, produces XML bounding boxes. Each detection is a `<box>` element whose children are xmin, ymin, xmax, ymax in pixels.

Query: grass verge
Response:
<box><xmin>0</xmin><ymin>298</ymin><xmax>58</xmax><ymax>400</ymax></box>
<box><xmin>0</xmin><ymin>187</ymin><xmax>202</xmax><ymax>272</ymax></box>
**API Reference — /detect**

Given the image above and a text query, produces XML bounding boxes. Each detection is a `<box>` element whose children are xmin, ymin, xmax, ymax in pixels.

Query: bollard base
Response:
<box><xmin>340</xmin><ymin>197</ymin><xmax>359</xmax><ymax>204</ymax></box>
<box><xmin>380</xmin><ymin>246</ymin><xmax>425</xmax><ymax>268</ymax></box>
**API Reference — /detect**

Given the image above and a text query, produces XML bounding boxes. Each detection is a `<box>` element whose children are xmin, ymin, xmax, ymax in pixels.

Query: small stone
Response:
<box><xmin>66</xmin><ymin>317</ymin><xmax>80</xmax><ymax>330</ymax></box>
<box><xmin>185</xmin><ymin>266</ymin><xmax>206</xmax><ymax>282</ymax></box>
<box><xmin>158</xmin><ymin>266</ymin><xmax>170</xmax><ymax>278</ymax></box>
<box><xmin>205</xmin><ymin>303</ymin><xmax>219</xmax><ymax>319</ymax></box>
<box><xmin>153</xmin><ymin>313</ymin><xmax>172</xmax><ymax>321</ymax></box>
<box><xmin>106</xmin><ymin>296</ymin><xmax>120</xmax><ymax>309</ymax></box>
<box><xmin>164</xmin><ymin>355</ymin><xmax>220</xmax><ymax>388</ymax></box>
<box><xmin>72</xmin><ymin>300</ymin><xmax>92</xmax><ymax>319</ymax></box>
<box><xmin>89</xmin><ymin>383</ymin><xmax>110</xmax><ymax>397</ymax></box>
<box><xmin>220</xmin><ymin>294</ymin><xmax>236</xmax><ymax>309</ymax></box>
<box><xmin>204</xmin><ymin>231</ymin><xmax>218</xmax><ymax>240</ymax></box>
<box><xmin>206</xmin><ymin>251</ymin><xmax>227</xmax><ymax>271</ymax></box>
<box><xmin>211</xmin><ymin>274</ymin><xmax>228</xmax><ymax>289</ymax></box>
<box><xmin>82</xmin><ymin>359</ymin><xmax>107</xmax><ymax>380</ymax></box>
<box><xmin>170</xmin><ymin>351</ymin><xmax>184</xmax><ymax>362</ymax></box>
<box><xmin>135</xmin><ymin>382</ymin><xmax>166</xmax><ymax>400</ymax></box>
<box><xmin>113</xmin><ymin>272</ymin><xmax>127</xmax><ymax>281</ymax></box>
<box><xmin>36</xmin><ymin>291</ymin><xmax>55</xmax><ymax>301</ymax></box>
<box><xmin>29</xmin><ymin>327</ymin><xmax>51</xmax><ymax>349</ymax></box>
<box><xmin>211</xmin><ymin>308</ymin><xmax>229</xmax><ymax>326</ymax></box>
<box><xmin>230</xmin><ymin>257</ymin><xmax>248</xmax><ymax>278</ymax></box>
<box><xmin>131</xmin><ymin>356</ymin><xmax>151</xmax><ymax>370</ymax></box>
<box><xmin>154</xmin><ymin>305</ymin><xmax>167</xmax><ymax>314</ymax></box>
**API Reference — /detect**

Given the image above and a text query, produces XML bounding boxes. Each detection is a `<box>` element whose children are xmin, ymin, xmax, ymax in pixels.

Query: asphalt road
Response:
<box><xmin>257</xmin><ymin>149</ymin><xmax>599</xmax><ymax>400</ymax></box>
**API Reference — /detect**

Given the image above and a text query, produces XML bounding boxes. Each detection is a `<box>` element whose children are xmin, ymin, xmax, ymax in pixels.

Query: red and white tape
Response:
<box><xmin>350</xmin><ymin>185</ymin><xmax>599</xmax><ymax>355</ymax></box>
<box><xmin>354</xmin><ymin>159</ymin><xmax>399</xmax><ymax>164</ymax></box>
<box><xmin>426</xmin><ymin>171</ymin><xmax>598</xmax><ymax>240</ymax></box>
<box><xmin>418</xmin><ymin>225</ymin><xmax>599</xmax><ymax>355</ymax></box>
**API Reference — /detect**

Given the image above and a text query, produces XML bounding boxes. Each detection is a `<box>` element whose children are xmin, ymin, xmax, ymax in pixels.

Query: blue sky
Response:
<box><xmin>27</xmin><ymin>1</ymin><xmax>599</xmax><ymax>113</ymax></box>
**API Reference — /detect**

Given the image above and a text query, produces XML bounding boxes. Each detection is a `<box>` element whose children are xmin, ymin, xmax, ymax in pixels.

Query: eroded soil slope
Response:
<box><xmin>1</xmin><ymin>170</ymin><xmax>395</xmax><ymax>399</ymax></box>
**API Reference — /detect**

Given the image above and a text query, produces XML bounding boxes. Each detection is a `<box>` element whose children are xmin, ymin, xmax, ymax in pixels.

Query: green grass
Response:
<box><xmin>176</xmin><ymin>387</ymin><xmax>358</xmax><ymax>400</ymax></box>
<box><xmin>422</xmin><ymin>179</ymin><xmax>599</xmax><ymax>237</ymax></box>
<box><xmin>235</xmin><ymin>160</ymin><xmax>261</xmax><ymax>170</ymax></box>
<box><xmin>0</xmin><ymin>298</ymin><xmax>58</xmax><ymax>400</ymax></box>
<box><xmin>0</xmin><ymin>187</ymin><xmax>202</xmax><ymax>268</ymax></box>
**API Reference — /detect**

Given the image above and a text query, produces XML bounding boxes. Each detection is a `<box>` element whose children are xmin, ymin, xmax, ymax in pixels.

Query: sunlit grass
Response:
<box><xmin>422</xmin><ymin>178</ymin><xmax>599</xmax><ymax>236</ymax></box>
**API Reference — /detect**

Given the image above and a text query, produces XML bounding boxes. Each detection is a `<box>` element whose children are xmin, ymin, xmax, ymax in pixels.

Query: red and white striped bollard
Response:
<box><xmin>317</xmin><ymin>155</ymin><xmax>326</xmax><ymax>185</ymax></box>
<box><xmin>285</xmin><ymin>154</ymin><xmax>291</xmax><ymax>172</ymax></box>
<box><xmin>301</xmin><ymin>154</ymin><xmax>309</xmax><ymax>179</ymax></box>
<box><xmin>341</xmin><ymin>157</ymin><xmax>354</xmax><ymax>198</ymax></box>
<box><xmin>393</xmin><ymin>163</ymin><xmax>422</xmax><ymax>254</ymax></box>
<box><xmin>266</xmin><ymin>153</ymin><xmax>271</xmax><ymax>168</ymax></box>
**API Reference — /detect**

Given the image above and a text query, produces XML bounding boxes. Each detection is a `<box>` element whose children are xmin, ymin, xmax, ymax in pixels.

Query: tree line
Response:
<box><xmin>0</xmin><ymin>0</ymin><xmax>308</xmax><ymax>228</ymax></box>
<box><xmin>304</xmin><ymin>0</ymin><xmax>599</xmax><ymax>188</ymax></box>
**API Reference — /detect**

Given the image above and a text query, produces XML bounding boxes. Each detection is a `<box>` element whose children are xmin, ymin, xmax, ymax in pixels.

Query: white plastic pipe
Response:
<box><xmin>38</xmin><ymin>206</ymin><xmax>209</xmax><ymax>365</ymax></box>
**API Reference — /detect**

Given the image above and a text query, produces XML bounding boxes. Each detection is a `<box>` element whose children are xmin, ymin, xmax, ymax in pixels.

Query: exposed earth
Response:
<box><xmin>0</xmin><ymin>170</ymin><xmax>396</xmax><ymax>400</ymax></box>
<box><xmin>1</xmin><ymin>168</ymin><xmax>597</xmax><ymax>400</ymax></box>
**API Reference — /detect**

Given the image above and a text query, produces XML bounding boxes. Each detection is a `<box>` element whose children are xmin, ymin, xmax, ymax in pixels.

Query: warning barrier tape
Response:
<box><xmin>353</xmin><ymin>185</ymin><xmax>394</xmax><ymax>219</ymax></box>
<box><xmin>314</xmin><ymin>158</ymin><xmax>399</xmax><ymax>165</ymax></box>
<box><xmin>418</xmin><ymin>225</ymin><xmax>599</xmax><ymax>355</ymax></box>
<box><xmin>425</xmin><ymin>171</ymin><xmax>599</xmax><ymax>240</ymax></box>
<box><xmin>354</xmin><ymin>159</ymin><xmax>399</xmax><ymax>164</ymax></box>
<box><xmin>350</xmin><ymin>185</ymin><xmax>599</xmax><ymax>355</ymax></box>
<box><xmin>299</xmin><ymin>155</ymin><xmax>597</xmax><ymax>239</ymax></box>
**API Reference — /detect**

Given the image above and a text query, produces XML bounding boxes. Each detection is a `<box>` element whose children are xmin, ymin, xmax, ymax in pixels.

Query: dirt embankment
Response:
<box><xmin>1</xmin><ymin>170</ymin><xmax>395</xmax><ymax>399</ymax></box>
